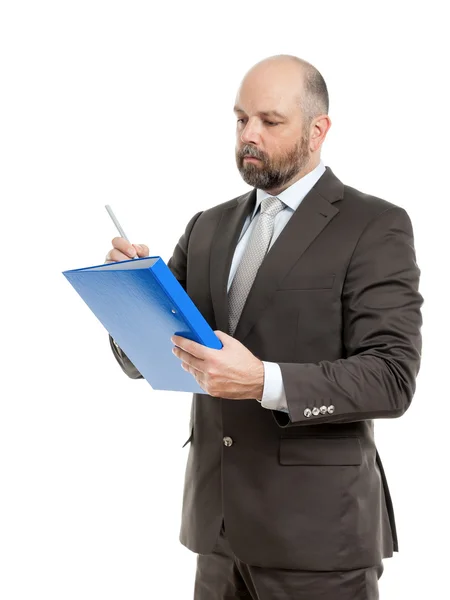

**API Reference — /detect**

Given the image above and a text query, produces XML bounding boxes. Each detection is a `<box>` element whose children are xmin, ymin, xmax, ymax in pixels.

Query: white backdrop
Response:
<box><xmin>1</xmin><ymin>1</ymin><xmax>448</xmax><ymax>598</ymax></box>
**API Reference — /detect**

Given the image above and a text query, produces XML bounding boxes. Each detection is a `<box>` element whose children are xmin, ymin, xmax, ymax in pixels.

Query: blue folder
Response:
<box><xmin>62</xmin><ymin>256</ymin><xmax>223</xmax><ymax>393</ymax></box>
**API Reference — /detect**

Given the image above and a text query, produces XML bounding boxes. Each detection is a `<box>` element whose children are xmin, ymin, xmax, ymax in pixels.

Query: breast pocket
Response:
<box><xmin>277</xmin><ymin>274</ymin><xmax>335</xmax><ymax>291</ymax></box>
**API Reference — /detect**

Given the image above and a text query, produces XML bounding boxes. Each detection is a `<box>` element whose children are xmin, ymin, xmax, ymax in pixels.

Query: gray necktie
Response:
<box><xmin>228</xmin><ymin>196</ymin><xmax>285</xmax><ymax>336</ymax></box>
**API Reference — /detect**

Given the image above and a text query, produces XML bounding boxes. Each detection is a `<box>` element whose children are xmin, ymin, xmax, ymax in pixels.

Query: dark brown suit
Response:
<box><xmin>110</xmin><ymin>167</ymin><xmax>423</xmax><ymax>575</ymax></box>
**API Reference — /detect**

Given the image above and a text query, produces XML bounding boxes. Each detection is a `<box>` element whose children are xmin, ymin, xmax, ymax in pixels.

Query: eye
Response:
<box><xmin>236</xmin><ymin>118</ymin><xmax>279</xmax><ymax>126</ymax></box>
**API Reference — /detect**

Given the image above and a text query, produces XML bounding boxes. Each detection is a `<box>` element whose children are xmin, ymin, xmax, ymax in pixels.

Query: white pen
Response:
<box><xmin>105</xmin><ymin>204</ymin><xmax>140</xmax><ymax>260</ymax></box>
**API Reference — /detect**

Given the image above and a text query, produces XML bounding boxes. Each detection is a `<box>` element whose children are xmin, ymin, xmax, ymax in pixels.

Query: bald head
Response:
<box><xmin>234</xmin><ymin>55</ymin><xmax>331</xmax><ymax>195</ymax></box>
<box><xmin>237</xmin><ymin>55</ymin><xmax>329</xmax><ymax>128</ymax></box>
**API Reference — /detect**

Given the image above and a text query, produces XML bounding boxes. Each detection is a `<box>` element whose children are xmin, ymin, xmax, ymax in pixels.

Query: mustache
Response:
<box><xmin>240</xmin><ymin>149</ymin><xmax>265</xmax><ymax>161</ymax></box>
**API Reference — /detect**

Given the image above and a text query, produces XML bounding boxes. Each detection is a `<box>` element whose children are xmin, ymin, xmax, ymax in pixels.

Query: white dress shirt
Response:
<box><xmin>227</xmin><ymin>160</ymin><xmax>327</xmax><ymax>414</ymax></box>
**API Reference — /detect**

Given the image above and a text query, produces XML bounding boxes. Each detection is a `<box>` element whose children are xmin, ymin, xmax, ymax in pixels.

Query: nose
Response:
<box><xmin>239</xmin><ymin>119</ymin><xmax>261</xmax><ymax>146</ymax></box>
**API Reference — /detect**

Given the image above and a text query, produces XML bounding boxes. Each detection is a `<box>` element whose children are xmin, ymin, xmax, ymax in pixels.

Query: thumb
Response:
<box><xmin>214</xmin><ymin>330</ymin><xmax>230</xmax><ymax>342</ymax></box>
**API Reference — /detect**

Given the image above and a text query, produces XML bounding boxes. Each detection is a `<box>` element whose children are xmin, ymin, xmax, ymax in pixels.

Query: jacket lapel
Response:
<box><xmin>209</xmin><ymin>166</ymin><xmax>344</xmax><ymax>343</ymax></box>
<box><xmin>209</xmin><ymin>189</ymin><xmax>255</xmax><ymax>336</ymax></box>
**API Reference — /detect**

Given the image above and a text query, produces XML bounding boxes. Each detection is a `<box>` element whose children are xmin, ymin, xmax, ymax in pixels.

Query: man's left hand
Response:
<box><xmin>171</xmin><ymin>330</ymin><xmax>264</xmax><ymax>400</ymax></box>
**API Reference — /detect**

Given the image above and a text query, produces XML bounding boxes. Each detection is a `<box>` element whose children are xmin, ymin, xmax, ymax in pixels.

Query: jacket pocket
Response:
<box><xmin>279</xmin><ymin>436</ymin><xmax>362</xmax><ymax>466</ymax></box>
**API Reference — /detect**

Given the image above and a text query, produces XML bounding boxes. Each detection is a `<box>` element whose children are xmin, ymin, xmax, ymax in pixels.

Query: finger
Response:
<box><xmin>174</xmin><ymin>347</ymin><xmax>204</xmax><ymax>372</ymax></box>
<box><xmin>190</xmin><ymin>367</ymin><xmax>207</xmax><ymax>392</ymax></box>
<box><xmin>132</xmin><ymin>243</ymin><xmax>149</xmax><ymax>258</ymax></box>
<box><xmin>112</xmin><ymin>237</ymin><xmax>138</xmax><ymax>258</ymax></box>
<box><xmin>175</xmin><ymin>338</ymin><xmax>209</xmax><ymax>360</ymax></box>
<box><xmin>182</xmin><ymin>361</ymin><xmax>202</xmax><ymax>377</ymax></box>
<box><xmin>104</xmin><ymin>248</ymin><xmax>132</xmax><ymax>263</ymax></box>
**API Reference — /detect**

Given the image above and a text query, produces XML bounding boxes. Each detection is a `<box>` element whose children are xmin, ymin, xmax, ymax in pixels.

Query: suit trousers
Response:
<box><xmin>193</xmin><ymin>522</ymin><xmax>384</xmax><ymax>600</ymax></box>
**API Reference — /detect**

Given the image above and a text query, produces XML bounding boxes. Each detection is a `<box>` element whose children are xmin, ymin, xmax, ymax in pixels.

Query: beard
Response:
<box><xmin>235</xmin><ymin>131</ymin><xmax>310</xmax><ymax>191</ymax></box>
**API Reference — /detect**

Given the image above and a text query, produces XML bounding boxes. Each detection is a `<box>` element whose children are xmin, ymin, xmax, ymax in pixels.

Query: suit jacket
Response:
<box><xmin>110</xmin><ymin>166</ymin><xmax>423</xmax><ymax>571</ymax></box>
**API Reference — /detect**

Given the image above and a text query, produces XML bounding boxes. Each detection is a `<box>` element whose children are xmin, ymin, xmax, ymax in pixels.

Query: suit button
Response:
<box><xmin>327</xmin><ymin>405</ymin><xmax>335</xmax><ymax>414</ymax></box>
<box><xmin>223</xmin><ymin>436</ymin><xmax>233</xmax><ymax>447</ymax></box>
<box><xmin>312</xmin><ymin>407</ymin><xmax>320</xmax><ymax>416</ymax></box>
<box><xmin>304</xmin><ymin>408</ymin><xmax>312</xmax><ymax>418</ymax></box>
<box><xmin>320</xmin><ymin>405</ymin><xmax>328</xmax><ymax>415</ymax></box>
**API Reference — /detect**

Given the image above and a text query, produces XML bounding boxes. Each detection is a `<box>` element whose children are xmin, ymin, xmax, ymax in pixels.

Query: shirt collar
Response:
<box><xmin>252</xmin><ymin>160</ymin><xmax>326</xmax><ymax>219</ymax></box>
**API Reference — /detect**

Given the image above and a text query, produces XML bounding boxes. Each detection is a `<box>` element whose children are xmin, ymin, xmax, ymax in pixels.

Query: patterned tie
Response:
<box><xmin>228</xmin><ymin>196</ymin><xmax>285</xmax><ymax>336</ymax></box>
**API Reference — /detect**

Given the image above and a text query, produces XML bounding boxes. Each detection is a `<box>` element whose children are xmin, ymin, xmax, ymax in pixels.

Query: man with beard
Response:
<box><xmin>106</xmin><ymin>55</ymin><xmax>423</xmax><ymax>599</ymax></box>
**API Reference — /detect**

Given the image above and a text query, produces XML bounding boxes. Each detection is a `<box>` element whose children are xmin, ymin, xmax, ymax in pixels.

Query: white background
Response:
<box><xmin>0</xmin><ymin>1</ymin><xmax>448</xmax><ymax>598</ymax></box>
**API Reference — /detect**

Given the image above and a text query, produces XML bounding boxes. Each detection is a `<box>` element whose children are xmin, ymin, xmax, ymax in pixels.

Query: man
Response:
<box><xmin>105</xmin><ymin>55</ymin><xmax>423</xmax><ymax>599</ymax></box>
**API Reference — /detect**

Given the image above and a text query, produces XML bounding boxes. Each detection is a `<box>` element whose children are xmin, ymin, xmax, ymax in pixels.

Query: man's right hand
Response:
<box><xmin>104</xmin><ymin>238</ymin><xmax>150</xmax><ymax>263</ymax></box>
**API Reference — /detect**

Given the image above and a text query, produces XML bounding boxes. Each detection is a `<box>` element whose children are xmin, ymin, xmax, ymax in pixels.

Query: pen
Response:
<box><xmin>105</xmin><ymin>204</ymin><xmax>140</xmax><ymax>260</ymax></box>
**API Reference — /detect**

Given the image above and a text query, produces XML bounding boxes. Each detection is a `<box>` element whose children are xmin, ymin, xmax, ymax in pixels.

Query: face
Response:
<box><xmin>234</xmin><ymin>64</ymin><xmax>312</xmax><ymax>193</ymax></box>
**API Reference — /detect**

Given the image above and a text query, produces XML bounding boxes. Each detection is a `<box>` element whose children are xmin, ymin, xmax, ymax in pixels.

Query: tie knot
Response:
<box><xmin>260</xmin><ymin>196</ymin><xmax>285</xmax><ymax>217</ymax></box>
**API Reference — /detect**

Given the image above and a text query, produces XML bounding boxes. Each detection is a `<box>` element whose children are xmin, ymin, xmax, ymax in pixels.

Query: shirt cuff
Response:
<box><xmin>259</xmin><ymin>361</ymin><xmax>289</xmax><ymax>413</ymax></box>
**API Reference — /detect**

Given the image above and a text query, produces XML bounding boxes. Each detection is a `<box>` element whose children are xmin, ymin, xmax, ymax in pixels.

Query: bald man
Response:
<box><xmin>107</xmin><ymin>55</ymin><xmax>423</xmax><ymax>599</ymax></box>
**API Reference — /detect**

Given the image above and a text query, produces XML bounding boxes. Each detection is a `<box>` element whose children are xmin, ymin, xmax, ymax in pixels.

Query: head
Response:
<box><xmin>234</xmin><ymin>55</ymin><xmax>332</xmax><ymax>195</ymax></box>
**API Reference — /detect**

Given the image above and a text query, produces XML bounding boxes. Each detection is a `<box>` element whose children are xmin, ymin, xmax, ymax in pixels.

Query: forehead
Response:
<box><xmin>234</xmin><ymin>67</ymin><xmax>301</xmax><ymax>118</ymax></box>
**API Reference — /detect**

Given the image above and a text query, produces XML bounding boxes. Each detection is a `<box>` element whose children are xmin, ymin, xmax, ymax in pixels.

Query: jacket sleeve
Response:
<box><xmin>272</xmin><ymin>206</ymin><xmax>424</xmax><ymax>428</ymax></box>
<box><xmin>109</xmin><ymin>334</ymin><xmax>144</xmax><ymax>379</ymax></box>
<box><xmin>108</xmin><ymin>210</ymin><xmax>204</xmax><ymax>379</ymax></box>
